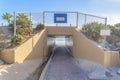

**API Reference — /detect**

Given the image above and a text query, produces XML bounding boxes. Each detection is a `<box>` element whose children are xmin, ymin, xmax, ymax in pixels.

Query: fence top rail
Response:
<box><xmin>78</xmin><ymin>12</ymin><xmax>106</xmax><ymax>19</ymax></box>
<box><xmin>44</xmin><ymin>11</ymin><xmax>78</xmax><ymax>14</ymax></box>
<box><xmin>16</xmin><ymin>12</ymin><xmax>43</xmax><ymax>14</ymax></box>
<box><xmin>15</xmin><ymin>11</ymin><xmax>106</xmax><ymax>19</ymax></box>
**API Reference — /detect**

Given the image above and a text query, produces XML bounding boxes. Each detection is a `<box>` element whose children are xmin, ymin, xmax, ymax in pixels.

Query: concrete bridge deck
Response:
<box><xmin>41</xmin><ymin>47</ymin><xmax>88</xmax><ymax>80</ymax></box>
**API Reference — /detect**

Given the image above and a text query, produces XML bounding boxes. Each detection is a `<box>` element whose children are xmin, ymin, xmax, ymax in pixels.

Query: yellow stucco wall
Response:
<box><xmin>14</xmin><ymin>29</ymin><xmax>48</xmax><ymax>62</ymax></box>
<box><xmin>73</xmin><ymin>28</ymin><xmax>105</xmax><ymax>65</ymax></box>
<box><xmin>0</xmin><ymin>29</ymin><xmax>48</xmax><ymax>63</ymax></box>
<box><xmin>0</xmin><ymin>49</ymin><xmax>14</xmax><ymax>63</ymax></box>
<box><xmin>72</xmin><ymin>28</ymin><xmax>120</xmax><ymax>67</ymax></box>
<box><xmin>0</xmin><ymin>27</ymin><xmax>119</xmax><ymax>67</ymax></box>
<box><xmin>104</xmin><ymin>51</ymin><xmax>120</xmax><ymax>67</ymax></box>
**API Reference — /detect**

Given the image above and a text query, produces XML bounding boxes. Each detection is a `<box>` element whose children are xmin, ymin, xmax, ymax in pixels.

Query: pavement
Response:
<box><xmin>41</xmin><ymin>47</ymin><xmax>120</xmax><ymax>80</ymax></box>
<box><xmin>0</xmin><ymin>58</ymin><xmax>43</xmax><ymax>80</ymax></box>
<box><xmin>43</xmin><ymin>47</ymin><xmax>88</xmax><ymax>80</ymax></box>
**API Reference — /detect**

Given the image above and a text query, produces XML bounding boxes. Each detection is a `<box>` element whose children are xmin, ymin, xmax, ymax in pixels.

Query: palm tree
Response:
<box><xmin>2</xmin><ymin>13</ymin><xmax>12</xmax><ymax>24</ymax></box>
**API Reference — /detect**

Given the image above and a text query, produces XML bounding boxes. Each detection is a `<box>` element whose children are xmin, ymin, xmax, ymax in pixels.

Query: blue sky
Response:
<box><xmin>1</xmin><ymin>0</ymin><xmax>120</xmax><ymax>25</ymax></box>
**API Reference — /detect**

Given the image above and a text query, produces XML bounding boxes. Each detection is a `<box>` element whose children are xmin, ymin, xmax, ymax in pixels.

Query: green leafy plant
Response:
<box><xmin>11</xmin><ymin>34</ymin><xmax>23</xmax><ymax>45</ymax></box>
<box><xmin>24</xmin><ymin>27</ymin><xmax>33</xmax><ymax>35</ymax></box>
<box><xmin>16</xmin><ymin>13</ymin><xmax>32</xmax><ymax>27</ymax></box>
<box><xmin>82</xmin><ymin>22</ymin><xmax>105</xmax><ymax>42</ymax></box>
<box><xmin>36</xmin><ymin>23</ymin><xmax>44</xmax><ymax>30</ymax></box>
<box><xmin>114</xmin><ymin>23</ymin><xmax>120</xmax><ymax>27</ymax></box>
<box><xmin>17</xmin><ymin>27</ymin><xmax>33</xmax><ymax>36</ymax></box>
<box><xmin>16</xmin><ymin>28</ymin><xmax>25</xmax><ymax>36</ymax></box>
<box><xmin>2</xmin><ymin>13</ymin><xmax>12</xmax><ymax>24</ymax></box>
<box><xmin>16</xmin><ymin>13</ymin><xmax>33</xmax><ymax>36</ymax></box>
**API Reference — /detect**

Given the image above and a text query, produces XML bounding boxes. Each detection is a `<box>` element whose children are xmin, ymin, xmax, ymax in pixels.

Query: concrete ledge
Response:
<box><xmin>0</xmin><ymin>59</ymin><xmax>43</xmax><ymax>80</ymax></box>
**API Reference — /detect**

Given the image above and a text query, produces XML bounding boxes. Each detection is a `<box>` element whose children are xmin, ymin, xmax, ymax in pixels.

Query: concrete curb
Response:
<box><xmin>39</xmin><ymin>47</ymin><xmax>56</xmax><ymax>80</ymax></box>
<box><xmin>64</xmin><ymin>47</ymin><xmax>74</xmax><ymax>57</ymax></box>
<box><xmin>26</xmin><ymin>58</ymin><xmax>44</xmax><ymax>80</ymax></box>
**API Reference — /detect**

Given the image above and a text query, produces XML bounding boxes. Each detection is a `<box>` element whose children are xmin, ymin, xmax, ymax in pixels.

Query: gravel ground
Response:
<box><xmin>107</xmin><ymin>67</ymin><xmax>120</xmax><ymax>80</ymax></box>
<box><xmin>75</xmin><ymin>58</ymin><xmax>120</xmax><ymax>80</ymax></box>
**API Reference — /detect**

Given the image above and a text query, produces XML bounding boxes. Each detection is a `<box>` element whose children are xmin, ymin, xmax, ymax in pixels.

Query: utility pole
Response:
<box><xmin>14</xmin><ymin>11</ymin><xmax>16</xmax><ymax>36</ymax></box>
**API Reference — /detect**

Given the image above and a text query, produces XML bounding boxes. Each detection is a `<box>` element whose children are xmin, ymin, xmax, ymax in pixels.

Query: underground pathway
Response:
<box><xmin>43</xmin><ymin>47</ymin><xmax>88</xmax><ymax>80</ymax></box>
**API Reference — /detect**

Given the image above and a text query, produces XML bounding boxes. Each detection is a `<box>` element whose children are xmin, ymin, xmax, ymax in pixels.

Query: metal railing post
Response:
<box><xmin>103</xmin><ymin>17</ymin><xmax>108</xmax><ymax>49</ymax></box>
<box><xmin>105</xmin><ymin>17</ymin><xmax>107</xmax><ymax>28</ymax></box>
<box><xmin>84</xmin><ymin>14</ymin><xmax>87</xmax><ymax>25</ymax></box>
<box><xmin>14</xmin><ymin>11</ymin><xmax>16</xmax><ymax>36</ymax></box>
<box><xmin>1</xmin><ymin>23</ymin><xmax>5</xmax><ymax>48</ymax></box>
<box><xmin>30</xmin><ymin>12</ymin><xmax>32</xmax><ymax>26</ymax></box>
<box><xmin>43</xmin><ymin>11</ymin><xmax>45</xmax><ymax>26</ymax></box>
<box><xmin>76</xmin><ymin>12</ymin><xmax>79</xmax><ymax>28</ymax></box>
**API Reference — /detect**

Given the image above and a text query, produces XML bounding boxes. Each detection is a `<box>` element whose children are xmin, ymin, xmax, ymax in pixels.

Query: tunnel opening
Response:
<box><xmin>47</xmin><ymin>36</ymin><xmax>73</xmax><ymax>60</ymax></box>
<box><xmin>36</xmin><ymin>36</ymin><xmax>74</xmax><ymax>80</ymax></box>
<box><xmin>47</xmin><ymin>35</ymin><xmax>73</xmax><ymax>56</ymax></box>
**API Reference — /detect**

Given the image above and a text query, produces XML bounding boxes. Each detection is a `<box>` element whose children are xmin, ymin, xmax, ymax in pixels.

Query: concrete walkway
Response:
<box><xmin>0</xmin><ymin>59</ymin><xmax>43</xmax><ymax>80</ymax></box>
<box><xmin>44</xmin><ymin>47</ymin><xmax>88</xmax><ymax>80</ymax></box>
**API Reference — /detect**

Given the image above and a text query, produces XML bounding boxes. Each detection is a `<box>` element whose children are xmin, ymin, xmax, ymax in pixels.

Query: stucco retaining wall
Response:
<box><xmin>0</xmin><ymin>27</ymin><xmax>119</xmax><ymax>67</ymax></box>
<box><xmin>104</xmin><ymin>51</ymin><xmax>120</xmax><ymax>67</ymax></box>
<box><xmin>73</xmin><ymin>29</ymin><xmax>105</xmax><ymax>66</ymax></box>
<box><xmin>0</xmin><ymin>29</ymin><xmax>48</xmax><ymax>63</ymax></box>
<box><xmin>73</xmin><ymin>28</ymin><xmax>120</xmax><ymax>67</ymax></box>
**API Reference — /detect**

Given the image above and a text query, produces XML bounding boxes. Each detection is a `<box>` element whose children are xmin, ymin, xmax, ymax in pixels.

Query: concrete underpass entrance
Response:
<box><xmin>40</xmin><ymin>27</ymin><xmax>114</xmax><ymax>80</ymax></box>
<box><xmin>43</xmin><ymin>47</ymin><xmax>87</xmax><ymax>80</ymax></box>
<box><xmin>43</xmin><ymin>36</ymin><xmax>88</xmax><ymax>80</ymax></box>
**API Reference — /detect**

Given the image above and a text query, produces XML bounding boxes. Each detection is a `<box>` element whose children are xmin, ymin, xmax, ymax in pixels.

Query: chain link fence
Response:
<box><xmin>43</xmin><ymin>11</ymin><xmax>78</xmax><ymax>27</ymax></box>
<box><xmin>0</xmin><ymin>11</ymin><xmax>107</xmax><ymax>49</ymax></box>
<box><xmin>0</xmin><ymin>24</ymin><xmax>13</xmax><ymax>49</ymax></box>
<box><xmin>78</xmin><ymin>13</ymin><xmax>107</xmax><ymax>49</ymax></box>
<box><xmin>15</xmin><ymin>12</ymin><xmax>43</xmax><ymax>34</ymax></box>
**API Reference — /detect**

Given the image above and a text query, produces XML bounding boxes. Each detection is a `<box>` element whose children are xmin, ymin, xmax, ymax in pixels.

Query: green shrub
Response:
<box><xmin>24</xmin><ymin>27</ymin><xmax>33</xmax><ymax>35</ymax></box>
<box><xmin>15</xmin><ymin>13</ymin><xmax>33</xmax><ymax>36</ymax></box>
<box><xmin>17</xmin><ymin>27</ymin><xmax>33</xmax><ymax>36</ymax></box>
<box><xmin>82</xmin><ymin>22</ymin><xmax>105</xmax><ymax>42</ymax></box>
<box><xmin>11</xmin><ymin>34</ymin><xmax>23</xmax><ymax>45</ymax></box>
<box><xmin>16</xmin><ymin>13</ymin><xmax>32</xmax><ymax>27</ymax></box>
<box><xmin>16</xmin><ymin>28</ymin><xmax>25</xmax><ymax>36</ymax></box>
<box><xmin>36</xmin><ymin>23</ymin><xmax>44</xmax><ymax>30</ymax></box>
